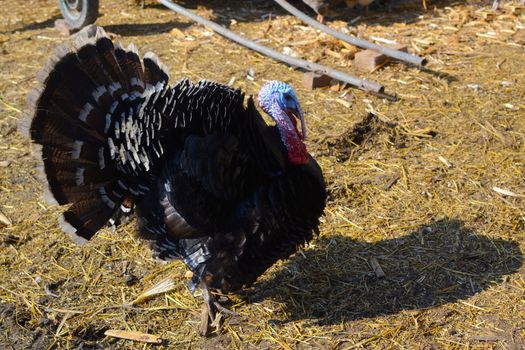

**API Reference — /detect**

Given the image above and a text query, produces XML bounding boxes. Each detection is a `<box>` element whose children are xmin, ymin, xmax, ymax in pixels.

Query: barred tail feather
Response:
<box><xmin>19</xmin><ymin>25</ymin><xmax>170</xmax><ymax>243</ymax></box>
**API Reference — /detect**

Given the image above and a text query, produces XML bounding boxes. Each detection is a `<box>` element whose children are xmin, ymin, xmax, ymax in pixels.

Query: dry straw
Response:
<box><xmin>0</xmin><ymin>0</ymin><xmax>524</xmax><ymax>348</ymax></box>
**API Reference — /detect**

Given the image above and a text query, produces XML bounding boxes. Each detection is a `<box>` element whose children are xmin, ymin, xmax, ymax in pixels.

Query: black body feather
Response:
<box><xmin>21</xmin><ymin>25</ymin><xmax>326</xmax><ymax>293</ymax></box>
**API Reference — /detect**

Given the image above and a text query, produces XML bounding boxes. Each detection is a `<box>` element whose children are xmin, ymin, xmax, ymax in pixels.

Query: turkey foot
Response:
<box><xmin>198</xmin><ymin>285</ymin><xmax>237</xmax><ymax>336</ymax></box>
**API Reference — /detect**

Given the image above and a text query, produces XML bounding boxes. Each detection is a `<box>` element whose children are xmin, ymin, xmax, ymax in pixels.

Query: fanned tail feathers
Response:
<box><xmin>19</xmin><ymin>25</ymin><xmax>170</xmax><ymax>243</ymax></box>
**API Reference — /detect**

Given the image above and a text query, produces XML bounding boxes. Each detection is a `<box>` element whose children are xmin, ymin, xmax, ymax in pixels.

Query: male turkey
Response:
<box><xmin>20</xmin><ymin>25</ymin><xmax>326</xmax><ymax>334</ymax></box>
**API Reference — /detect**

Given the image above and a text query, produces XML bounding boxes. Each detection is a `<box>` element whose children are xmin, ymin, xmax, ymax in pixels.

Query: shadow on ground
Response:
<box><xmin>250</xmin><ymin>218</ymin><xmax>523</xmax><ymax>325</ymax></box>
<box><xmin>148</xmin><ymin>0</ymin><xmax>481</xmax><ymax>25</ymax></box>
<box><xmin>102</xmin><ymin>0</ymin><xmax>496</xmax><ymax>43</ymax></box>
<box><xmin>3</xmin><ymin>15</ymin><xmax>61</xmax><ymax>34</ymax></box>
<box><xmin>4</xmin><ymin>0</ymin><xmax>486</xmax><ymax>37</ymax></box>
<box><xmin>104</xmin><ymin>21</ymin><xmax>192</xmax><ymax>36</ymax></box>
<box><xmin>147</xmin><ymin>0</ymin><xmax>486</xmax><ymax>27</ymax></box>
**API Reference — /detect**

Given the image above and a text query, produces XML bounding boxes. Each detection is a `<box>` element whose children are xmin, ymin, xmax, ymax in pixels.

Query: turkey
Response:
<box><xmin>19</xmin><ymin>25</ymin><xmax>326</xmax><ymax>334</ymax></box>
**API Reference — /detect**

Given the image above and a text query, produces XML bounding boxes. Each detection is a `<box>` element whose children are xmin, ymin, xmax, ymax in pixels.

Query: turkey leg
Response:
<box><xmin>198</xmin><ymin>284</ymin><xmax>237</xmax><ymax>336</ymax></box>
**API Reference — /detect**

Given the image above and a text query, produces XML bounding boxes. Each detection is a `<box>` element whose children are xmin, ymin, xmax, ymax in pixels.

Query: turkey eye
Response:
<box><xmin>284</xmin><ymin>94</ymin><xmax>292</xmax><ymax>101</ymax></box>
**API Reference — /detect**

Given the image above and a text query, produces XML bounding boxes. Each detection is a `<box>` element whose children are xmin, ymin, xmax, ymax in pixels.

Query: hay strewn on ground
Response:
<box><xmin>1</xmin><ymin>0</ymin><xmax>524</xmax><ymax>348</ymax></box>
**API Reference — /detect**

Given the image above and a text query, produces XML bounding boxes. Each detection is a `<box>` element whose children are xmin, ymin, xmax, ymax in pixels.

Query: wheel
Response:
<box><xmin>58</xmin><ymin>0</ymin><xmax>99</xmax><ymax>29</ymax></box>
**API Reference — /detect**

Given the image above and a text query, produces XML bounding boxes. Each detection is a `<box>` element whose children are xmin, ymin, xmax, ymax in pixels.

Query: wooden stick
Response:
<box><xmin>104</xmin><ymin>330</ymin><xmax>163</xmax><ymax>344</ymax></box>
<box><xmin>369</xmin><ymin>257</ymin><xmax>386</xmax><ymax>278</ymax></box>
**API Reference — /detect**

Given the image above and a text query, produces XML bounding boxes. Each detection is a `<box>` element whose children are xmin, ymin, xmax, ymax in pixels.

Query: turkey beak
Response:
<box><xmin>289</xmin><ymin>105</ymin><xmax>306</xmax><ymax>141</ymax></box>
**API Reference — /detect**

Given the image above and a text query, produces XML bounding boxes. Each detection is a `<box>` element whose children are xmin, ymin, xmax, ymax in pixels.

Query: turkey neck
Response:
<box><xmin>268</xmin><ymin>103</ymin><xmax>308</xmax><ymax>165</ymax></box>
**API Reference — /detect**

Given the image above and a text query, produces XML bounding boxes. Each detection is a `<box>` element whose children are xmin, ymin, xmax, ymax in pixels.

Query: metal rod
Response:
<box><xmin>159</xmin><ymin>0</ymin><xmax>384</xmax><ymax>93</ymax></box>
<box><xmin>274</xmin><ymin>0</ymin><xmax>427</xmax><ymax>67</ymax></box>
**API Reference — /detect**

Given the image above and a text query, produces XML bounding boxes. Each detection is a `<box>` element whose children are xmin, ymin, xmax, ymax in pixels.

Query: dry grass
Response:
<box><xmin>1</xmin><ymin>0</ymin><xmax>525</xmax><ymax>348</ymax></box>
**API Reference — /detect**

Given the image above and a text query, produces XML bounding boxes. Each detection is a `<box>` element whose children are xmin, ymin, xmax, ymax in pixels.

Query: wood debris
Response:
<box><xmin>369</xmin><ymin>257</ymin><xmax>386</xmax><ymax>278</ymax></box>
<box><xmin>492</xmin><ymin>186</ymin><xmax>521</xmax><ymax>197</ymax></box>
<box><xmin>0</xmin><ymin>211</ymin><xmax>12</xmax><ymax>226</ymax></box>
<box><xmin>438</xmin><ymin>156</ymin><xmax>453</xmax><ymax>168</ymax></box>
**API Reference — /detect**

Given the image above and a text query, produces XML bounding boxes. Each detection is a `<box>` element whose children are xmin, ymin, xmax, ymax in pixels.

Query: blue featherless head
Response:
<box><xmin>257</xmin><ymin>81</ymin><xmax>306</xmax><ymax>140</ymax></box>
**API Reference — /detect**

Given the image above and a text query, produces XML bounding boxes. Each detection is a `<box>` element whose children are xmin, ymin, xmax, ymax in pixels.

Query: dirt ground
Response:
<box><xmin>1</xmin><ymin>0</ymin><xmax>525</xmax><ymax>348</ymax></box>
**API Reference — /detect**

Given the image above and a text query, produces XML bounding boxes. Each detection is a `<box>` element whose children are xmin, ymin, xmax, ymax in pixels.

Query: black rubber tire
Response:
<box><xmin>58</xmin><ymin>0</ymin><xmax>99</xmax><ymax>29</ymax></box>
